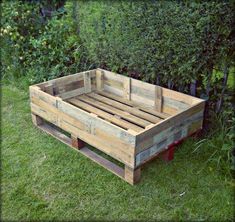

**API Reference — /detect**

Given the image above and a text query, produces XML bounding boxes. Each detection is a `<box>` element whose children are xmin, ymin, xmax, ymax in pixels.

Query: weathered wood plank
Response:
<box><xmin>68</xmin><ymin>98</ymin><xmax>143</xmax><ymax>132</ymax></box>
<box><xmin>30</xmin><ymin>85</ymin><xmax>57</xmax><ymax>107</ymax></box>
<box><xmin>135</xmin><ymin>111</ymin><xmax>204</xmax><ymax>167</ymax></box>
<box><xmin>96</xmin><ymin>69</ymin><xmax>104</xmax><ymax>91</ymax></box>
<box><xmin>98</xmin><ymin>91</ymin><xmax>169</xmax><ymax>119</ymax></box>
<box><xmin>60</xmin><ymin>117</ymin><xmax>135</xmax><ymax>167</ymax></box>
<box><xmin>123</xmin><ymin>78</ymin><xmax>131</xmax><ymax>100</ymax></box>
<box><xmin>104</xmin><ymin>78</ymin><xmax>123</xmax><ymax>90</ymax></box>
<box><xmin>31</xmin><ymin>95</ymin><xmax>136</xmax><ymax>167</ymax></box>
<box><xmin>44</xmin><ymin>83</ymin><xmax>54</xmax><ymax>95</ymax></box>
<box><xmin>59</xmin><ymin>87</ymin><xmax>85</xmax><ymax>100</ymax></box>
<box><xmin>56</xmin><ymin>98</ymin><xmax>136</xmax><ymax>146</ymax></box>
<box><xmin>78</xmin><ymin>95</ymin><xmax>151</xmax><ymax>127</ymax></box>
<box><xmin>83</xmin><ymin>71</ymin><xmax>92</xmax><ymax>93</ymax></box>
<box><xmin>103</xmin><ymin>84</ymin><xmax>123</xmax><ymax>97</ymax></box>
<box><xmin>88</xmin><ymin>93</ymin><xmax>161</xmax><ymax>123</ymax></box>
<box><xmin>124</xmin><ymin>166</ymin><xmax>141</xmax><ymax>185</ymax></box>
<box><xmin>136</xmin><ymin>101</ymin><xmax>205</xmax><ymax>153</ymax></box>
<box><xmin>38</xmin><ymin>69</ymin><xmax>96</xmax><ymax>89</ymax></box>
<box><xmin>155</xmin><ymin>86</ymin><xmax>162</xmax><ymax>112</ymax></box>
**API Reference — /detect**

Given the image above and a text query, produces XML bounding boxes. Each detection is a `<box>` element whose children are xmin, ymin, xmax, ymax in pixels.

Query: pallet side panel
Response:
<box><xmin>135</xmin><ymin>101</ymin><xmax>205</xmax><ymax>167</ymax></box>
<box><xmin>29</xmin><ymin>86</ymin><xmax>136</xmax><ymax>167</ymax></box>
<box><xmin>36</xmin><ymin>69</ymin><xmax>96</xmax><ymax>99</ymax></box>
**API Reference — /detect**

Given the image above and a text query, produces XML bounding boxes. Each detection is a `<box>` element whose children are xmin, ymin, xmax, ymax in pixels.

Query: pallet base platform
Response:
<box><xmin>32</xmin><ymin>114</ymin><xmax>196</xmax><ymax>185</ymax></box>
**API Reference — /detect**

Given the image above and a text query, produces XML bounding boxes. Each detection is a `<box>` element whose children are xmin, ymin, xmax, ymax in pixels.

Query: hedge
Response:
<box><xmin>77</xmin><ymin>0</ymin><xmax>234</xmax><ymax>112</ymax></box>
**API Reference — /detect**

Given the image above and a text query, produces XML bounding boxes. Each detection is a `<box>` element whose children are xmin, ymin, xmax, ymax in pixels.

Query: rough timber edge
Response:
<box><xmin>35</xmin><ymin>121</ymin><xmax>140</xmax><ymax>185</ymax></box>
<box><xmin>96</xmin><ymin>68</ymin><xmax>203</xmax><ymax>105</ymax></box>
<box><xmin>29</xmin><ymin>84</ymin><xmax>138</xmax><ymax>140</ymax></box>
<box><xmin>96</xmin><ymin>68</ymin><xmax>205</xmax><ymax>134</ymax></box>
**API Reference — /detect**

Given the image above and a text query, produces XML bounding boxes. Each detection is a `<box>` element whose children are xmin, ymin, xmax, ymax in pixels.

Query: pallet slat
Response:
<box><xmin>59</xmin><ymin>87</ymin><xmax>85</xmax><ymax>100</ymax></box>
<box><xmin>78</xmin><ymin>95</ymin><xmax>151</xmax><ymax>128</ymax></box>
<box><xmin>68</xmin><ymin>98</ymin><xmax>143</xmax><ymax>132</ymax></box>
<box><xmin>98</xmin><ymin>91</ymin><xmax>169</xmax><ymax>119</ymax></box>
<box><xmin>88</xmin><ymin>92</ymin><xmax>161</xmax><ymax>123</ymax></box>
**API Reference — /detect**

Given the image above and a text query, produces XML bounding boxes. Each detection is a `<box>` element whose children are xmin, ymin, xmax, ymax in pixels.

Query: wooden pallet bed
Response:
<box><xmin>30</xmin><ymin>68</ymin><xmax>205</xmax><ymax>185</ymax></box>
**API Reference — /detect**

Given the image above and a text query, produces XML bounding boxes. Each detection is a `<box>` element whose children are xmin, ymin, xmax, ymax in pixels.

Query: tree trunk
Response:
<box><xmin>216</xmin><ymin>64</ymin><xmax>229</xmax><ymax>113</ymax></box>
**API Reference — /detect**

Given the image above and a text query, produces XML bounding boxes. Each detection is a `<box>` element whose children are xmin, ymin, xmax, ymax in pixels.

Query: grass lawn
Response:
<box><xmin>2</xmin><ymin>84</ymin><xmax>234</xmax><ymax>221</ymax></box>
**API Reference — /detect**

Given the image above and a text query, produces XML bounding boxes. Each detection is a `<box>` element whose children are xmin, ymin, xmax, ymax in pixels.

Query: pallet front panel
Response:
<box><xmin>30</xmin><ymin>86</ymin><xmax>136</xmax><ymax>168</ymax></box>
<box><xmin>135</xmin><ymin>101</ymin><xmax>205</xmax><ymax>167</ymax></box>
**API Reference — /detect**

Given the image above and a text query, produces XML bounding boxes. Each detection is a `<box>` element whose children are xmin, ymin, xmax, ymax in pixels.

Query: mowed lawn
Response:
<box><xmin>2</xmin><ymin>85</ymin><xmax>233</xmax><ymax>221</ymax></box>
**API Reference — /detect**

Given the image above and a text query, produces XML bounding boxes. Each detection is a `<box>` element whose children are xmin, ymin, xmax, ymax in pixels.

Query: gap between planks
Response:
<box><xmin>77</xmin><ymin>95</ymin><xmax>151</xmax><ymax>127</ymax></box>
<box><xmin>68</xmin><ymin>98</ymin><xmax>144</xmax><ymax>133</ymax></box>
<box><xmin>86</xmin><ymin>92</ymin><xmax>162</xmax><ymax>124</ymax></box>
<box><xmin>37</xmin><ymin>123</ymin><xmax>125</xmax><ymax>179</ymax></box>
<box><xmin>97</xmin><ymin>91</ymin><xmax>169</xmax><ymax>119</ymax></box>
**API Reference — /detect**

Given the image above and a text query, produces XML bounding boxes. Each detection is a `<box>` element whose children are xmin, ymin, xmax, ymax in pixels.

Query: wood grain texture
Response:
<box><xmin>155</xmin><ymin>86</ymin><xmax>162</xmax><ymax>112</ymax></box>
<box><xmin>31</xmin><ymin>95</ymin><xmax>136</xmax><ymax>167</ymax></box>
<box><xmin>124</xmin><ymin>166</ymin><xmax>141</xmax><ymax>185</ymax></box>
<box><xmin>87</xmin><ymin>93</ymin><xmax>161</xmax><ymax>123</ymax></box>
<box><xmin>123</xmin><ymin>77</ymin><xmax>131</xmax><ymax>100</ymax></box>
<box><xmin>68</xmin><ymin>98</ymin><xmax>143</xmax><ymax>132</ymax></box>
<box><xmin>83</xmin><ymin>71</ymin><xmax>92</xmax><ymax>93</ymax></box>
<box><xmin>77</xmin><ymin>95</ymin><xmax>151</xmax><ymax>128</ymax></box>
<box><xmin>97</xmin><ymin>91</ymin><xmax>169</xmax><ymax>119</ymax></box>
<box><xmin>96</xmin><ymin>69</ymin><xmax>104</xmax><ymax>91</ymax></box>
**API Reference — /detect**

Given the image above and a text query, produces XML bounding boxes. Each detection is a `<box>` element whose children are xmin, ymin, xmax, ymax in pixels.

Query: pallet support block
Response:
<box><xmin>71</xmin><ymin>135</ymin><xmax>85</xmax><ymax>150</ymax></box>
<box><xmin>124</xmin><ymin>166</ymin><xmax>141</xmax><ymax>185</ymax></box>
<box><xmin>32</xmin><ymin>114</ymin><xmax>43</xmax><ymax>126</ymax></box>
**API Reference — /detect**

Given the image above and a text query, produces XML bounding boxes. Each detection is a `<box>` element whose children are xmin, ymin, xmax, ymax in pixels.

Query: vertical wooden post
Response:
<box><xmin>155</xmin><ymin>86</ymin><xmax>162</xmax><ymax>112</ymax></box>
<box><xmin>123</xmin><ymin>78</ymin><xmax>131</xmax><ymax>100</ymax></box>
<box><xmin>71</xmin><ymin>134</ymin><xmax>85</xmax><ymax>150</ymax></box>
<box><xmin>44</xmin><ymin>83</ymin><xmax>54</xmax><ymax>95</ymax></box>
<box><xmin>83</xmin><ymin>72</ymin><xmax>91</xmax><ymax>93</ymax></box>
<box><xmin>32</xmin><ymin>114</ymin><xmax>43</xmax><ymax>126</ymax></box>
<box><xmin>124</xmin><ymin>166</ymin><xmax>141</xmax><ymax>185</ymax></box>
<box><xmin>96</xmin><ymin>69</ymin><xmax>104</xmax><ymax>91</ymax></box>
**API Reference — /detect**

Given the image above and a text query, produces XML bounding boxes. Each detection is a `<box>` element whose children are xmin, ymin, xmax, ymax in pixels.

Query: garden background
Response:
<box><xmin>1</xmin><ymin>1</ymin><xmax>234</xmax><ymax>221</ymax></box>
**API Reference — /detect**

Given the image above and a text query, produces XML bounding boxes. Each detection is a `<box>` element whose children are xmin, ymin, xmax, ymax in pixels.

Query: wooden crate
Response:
<box><xmin>30</xmin><ymin>68</ymin><xmax>205</xmax><ymax>185</ymax></box>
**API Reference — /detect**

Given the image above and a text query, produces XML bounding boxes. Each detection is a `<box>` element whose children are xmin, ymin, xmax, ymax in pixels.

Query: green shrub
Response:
<box><xmin>1</xmin><ymin>1</ymin><xmax>87</xmax><ymax>86</ymax></box>
<box><xmin>78</xmin><ymin>1</ymin><xmax>234</xmax><ymax>109</ymax></box>
<box><xmin>1</xmin><ymin>1</ymin><xmax>43</xmax><ymax>81</ymax></box>
<box><xmin>26</xmin><ymin>12</ymin><xmax>83</xmax><ymax>83</ymax></box>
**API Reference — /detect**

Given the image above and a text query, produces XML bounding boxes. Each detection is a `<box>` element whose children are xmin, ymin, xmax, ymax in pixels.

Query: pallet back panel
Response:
<box><xmin>97</xmin><ymin>68</ymin><xmax>195</xmax><ymax>115</ymax></box>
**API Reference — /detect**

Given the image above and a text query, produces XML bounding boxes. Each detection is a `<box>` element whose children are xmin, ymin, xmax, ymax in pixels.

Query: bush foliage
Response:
<box><xmin>1</xmin><ymin>1</ymin><xmax>87</xmax><ymax>86</ymax></box>
<box><xmin>78</xmin><ymin>1</ymin><xmax>234</xmax><ymax>109</ymax></box>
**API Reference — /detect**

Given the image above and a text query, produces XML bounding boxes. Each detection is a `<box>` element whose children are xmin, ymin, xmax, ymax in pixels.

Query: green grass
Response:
<box><xmin>2</xmin><ymin>84</ymin><xmax>234</xmax><ymax>221</ymax></box>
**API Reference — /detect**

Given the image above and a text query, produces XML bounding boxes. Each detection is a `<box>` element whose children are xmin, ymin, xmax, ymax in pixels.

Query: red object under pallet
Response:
<box><xmin>160</xmin><ymin>129</ymin><xmax>201</xmax><ymax>162</ymax></box>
